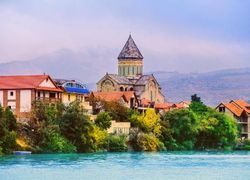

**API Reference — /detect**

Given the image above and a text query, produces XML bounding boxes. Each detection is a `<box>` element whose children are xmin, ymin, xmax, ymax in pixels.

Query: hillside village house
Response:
<box><xmin>154</xmin><ymin>101</ymin><xmax>191</xmax><ymax>114</ymax></box>
<box><xmin>90</xmin><ymin>91</ymin><xmax>139</xmax><ymax>109</ymax></box>
<box><xmin>216</xmin><ymin>100</ymin><xmax>250</xmax><ymax>139</ymax></box>
<box><xmin>0</xmin><ymin>75</ymin><xmax>62</xmax><ymax>122</ymax></box>
<box><xmin>54</xmin><ymin>79</ymin><xmax>92</xmax><ymax>114</ymax></box>
<box><xmin>97</xmin><ymin>35</ymin><xmax>165</xmax><ymax>105</ymax></box>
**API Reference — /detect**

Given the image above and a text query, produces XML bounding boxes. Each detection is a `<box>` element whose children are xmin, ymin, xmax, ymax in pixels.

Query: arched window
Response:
<box><xmin>130</xmin><ymin>87</ymin><xmax>133</xmax><ymax>91</ymax></box>
<box><xmin>120</xmin><ymin>87</ymin><xmax>124</xmax><ymax>91</ymax></box>
<box><xmin>125</xmin><ymin>87</ymin><xmax>128</xmax><ymax>91</ymax></box>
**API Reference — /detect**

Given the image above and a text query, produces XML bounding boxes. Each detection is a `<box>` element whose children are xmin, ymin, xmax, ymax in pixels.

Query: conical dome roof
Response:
<box><xmin>118</xmin><ymin>35</ymin><xmax>143</xmax><ymax>60</ymax></box>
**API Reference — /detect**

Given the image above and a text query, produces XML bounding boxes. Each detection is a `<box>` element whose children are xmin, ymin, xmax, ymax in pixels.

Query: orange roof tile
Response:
<box><xmin>223</xmin><ymin>102</ymin><xmax>243</xmax><ymax>117</ymax></box>
<box><xmin>173</xmin><ymin>103</ymin><xmax>186</xmax><ymax>109</ymax></box>
<box><xmin>93</xmin><ymin>91</ymin><xmax>128</xmax><ymax>102</ymax></box>
<box><xmin>231</xmin><ymin>100</ymin><xmax>250</xmax><ymax>114</ymax></box>
<box><xmin>155</xmin><ymin>102</ymin><xmax>173</xmax><ymax>109</ymax></box>
<box><xmin>123</xmin><ymin>91</ymin><xmax>135</xmax><ymax>101</ymax></box>
<box><xmin>141</xmin><ymin>98</ymin><xmax>151</xmax><ymax>107</ymax></box>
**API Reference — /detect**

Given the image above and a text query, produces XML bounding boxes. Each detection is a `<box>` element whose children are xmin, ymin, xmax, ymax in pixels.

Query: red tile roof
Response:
<box><xmin>123</xmin><ymin>91</ymin><xmax>135</xmax><ymax>101</ymax></box>
<box><xmin>222</xmin><ymin>102</ymin><xmax>243</xmax><ymax>116</ymax></box>
<box><xmin>155</xmin><ymin>102</ymin><xmax>173</xmax><ymax>109</ymax></box>
<box><xmin>173</xmin><ymin>103</ymin><xmax>186</xmax><ymax>109</ymax></box>
<box><xmin>0</xmin><ymin>75</ymin><xmax>62</xmax><ymax>92</ymax></box>
<box><xmin>231</xmin><ymin>100</ymin><xmax>250</xmax><ymax>114</ymax></box>
<box><xmin>141</xmin><ymin>98</ymin><xmax>151</xmax><ymax>107</ymax></box>
<box><xmin>217</xmin><ymin>101</ymin><xmax>248</xmax><ymax>117</ymax></box>
<box><xmin>92</xmin><ymin>91</ymin><xmax>128</xmax><ymax>102</ymax></box>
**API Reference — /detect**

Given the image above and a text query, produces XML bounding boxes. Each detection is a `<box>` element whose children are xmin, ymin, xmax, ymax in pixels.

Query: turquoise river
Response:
<box><xmin>1</xmin><ymin>151</ymin><xmax>250</xmax><ymax>180</ymax></box>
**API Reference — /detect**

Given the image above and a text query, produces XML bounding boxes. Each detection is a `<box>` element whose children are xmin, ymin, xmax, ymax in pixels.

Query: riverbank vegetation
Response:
<box><xmin>0</xmin><ymin>95</ymin><xmax>242</xmax><ymax>154</ymax></box>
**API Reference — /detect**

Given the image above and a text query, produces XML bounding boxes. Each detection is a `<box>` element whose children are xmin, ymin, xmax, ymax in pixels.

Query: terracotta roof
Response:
<box><xmin>222</xmin><ymin>102</ymin><xmax>243</xmax><ymax>117</ymax></box>
<box><xmin>155</xmin><ymin>102</ymin><xmax>173</xmax><ymax>109</ymax></box>
<box><xmin>172</xmin><ymin>103</ymin><xmax>186</xmax><ymax>109</ymax></box>
<box><xmin>231</xmin><ymin>100</ymin><xmax>250</xmax><ymax>114</ymax></box>
<box><xmin>0</xmin><ymin>75</ymin><xmax>62</xmax><ymax>92</ymax></box>
<box><xmin>93</xmin><ymin>91</ymin><xmax>128</xmax><ymax>102</ymax></box>
<box><xmin>123</xmin><ymin>91</ymin><xmax>135</xmax><ymax>101</ymax></box>
<box><xmin>118</xmin><ymin>35</ymin><xmax>143</xmax><ymax>60</ymax></box>
<box><xmin>141</xmin><ymin>98</ymin><xmax>151</xmax><ymax>107</ymax></box>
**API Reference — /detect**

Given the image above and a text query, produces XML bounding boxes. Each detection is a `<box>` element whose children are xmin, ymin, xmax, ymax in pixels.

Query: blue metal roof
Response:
<box><xmin>64</xmin><ymin>87</ymin><xmax>90</xmax><ymax>94</ymax></box>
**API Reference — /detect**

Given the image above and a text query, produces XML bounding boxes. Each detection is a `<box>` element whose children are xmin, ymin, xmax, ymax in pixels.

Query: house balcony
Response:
<box><xmin>36</xmin><ymin>97</ymin><xmax>61</xmax><ymax>103</ymax></box>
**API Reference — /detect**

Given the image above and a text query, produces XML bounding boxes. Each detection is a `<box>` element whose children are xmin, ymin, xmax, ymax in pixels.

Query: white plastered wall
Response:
<box><xmin>39</xmin><ymin>78</ymin><xmax>55</xmax><ymax>88</ymax></box>
<box><xmin>20</xmin><ymin>90</ymin><xmax>32</xmax><ymax>112</ymax></box>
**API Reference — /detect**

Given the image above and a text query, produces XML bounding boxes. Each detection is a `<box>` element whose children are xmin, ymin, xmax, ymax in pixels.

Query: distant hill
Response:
<box><xmin>0</xmin><ymin>49</ymin><xmax>250</xmax><ymax>106</ymax></box>
<box><xmin>153</xmin><ymin>68</ymin><xmax>250</xmax><ymax>105</ymax></box>
<box><xmin>0</xmin><ymin>48</ymin><xmax>116</xmax><ymax>83</ymax></box>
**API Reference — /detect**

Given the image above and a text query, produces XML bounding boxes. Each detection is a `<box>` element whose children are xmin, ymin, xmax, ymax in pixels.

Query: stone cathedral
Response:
<box><xmin>97</xmin><ymin>35</ymin><xmax>165</xmax><ymax>103</ymax></box>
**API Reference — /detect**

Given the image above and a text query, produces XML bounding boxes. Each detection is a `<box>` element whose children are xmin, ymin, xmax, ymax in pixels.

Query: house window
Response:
<box><xmin>68</xmin><ymin>94</ymin><xmax>71</xmax><ymax>101</ymax></box>
<box><xmin>10</xmin><ymin>91</ymin><xmax>14</xmax><ymax>96</ymax></box>
<box><xmin>38</xmin><ymin>91</ymin><xmax>41</xmax><ymax>98</ymax></box>
<box><xmin>219</xmin><ymin>107</ymin><xmax>225</xmax><ymax>112</ymax></box>
<box><xmin>123</xmin><ymin>67</ymin><xmax>125</xmax><ymax>76</ymax></box>
<box><xmin>49</xmin><ymin>93</ymin><xmax>56</xmax><ymax>98</ymax></box>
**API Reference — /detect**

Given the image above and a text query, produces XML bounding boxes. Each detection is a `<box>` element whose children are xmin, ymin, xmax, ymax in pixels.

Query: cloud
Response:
<box><xmin>0</xmin><ymin>0</ymin><xmax>250</xmax><ymax>73</ymax></box>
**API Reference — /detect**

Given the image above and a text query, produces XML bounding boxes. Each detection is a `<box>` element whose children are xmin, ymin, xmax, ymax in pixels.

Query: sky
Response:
<box><xmin>0</xmin><ymin>0</ymin><xmax>250</xmax><ymax>73</ymax></box>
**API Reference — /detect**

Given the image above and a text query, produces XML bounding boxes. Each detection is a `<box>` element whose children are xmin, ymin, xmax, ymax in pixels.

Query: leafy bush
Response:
<box><xmin>108</xmin><ymin>135</ymin><xmax>128</xmax><ymax>152</ymax></box>
<box><xmin>38</xmin><ymin>126</ymin><xmax>76</xmax><ymax>153</ymax></box>
<box><xmin>0</xmin><ymin>105</ymin><xmax>17</xmax><ymax>154</ymax></box>
<box><xmin>82</xmin><ymin>125</ymin><xmax>108</xmax><ymax>152</ymax></box>
<box><xmin>0</xmin><ymin>131</ymin><xmax>17</xmax><ymax>154</ymax></box>
<box><xmin>136</xmin><ymin>133</ymin><xmax>165</xmax><ymax>151</ymax></box>
<box><xmin>95</xmin><ymin>112</ymin><xmax>112</xmax><ymax>130</ymax></box>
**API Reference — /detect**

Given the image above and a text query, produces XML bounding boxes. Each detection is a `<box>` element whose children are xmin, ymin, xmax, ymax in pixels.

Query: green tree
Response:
<box><xmin>83</xmin><ymin>125</ymin><xmax>108</xmax><ymax>152</ymax></box>
<box><xmin>135</xmin><ymin>108</ymin><xmax>161</xmax><ymax>136</ymax></box>
<box><xmin>196</xmin><ymin>109</ymin><xmax>238</xmax><ymax>149</ymax></box>
<box><xmin>103</xmin><ymin>101</ymin><xmax>129</xmax><ymax>121</ymax></box>
<box><xmin>108</xmin><ymin>135</ymin><xmax>128</xmax><ymax>152</ymax></box>
<box><xmin>189</xmin><ymin>95</ymin><xmax>208</xmax><ymax>116</ymax></box>
<box><xmin>95</xmin><ymin>112</ymin><xmax>112</xmax><ymax>130</ymax></box>
<box><xmin>0</xmin><ymin>106</ymin><xmax>17</xmax><ymax>154</ymax></box>
<box><xmin>60</xmin><ymin>101</ymin><xmax>92</xmax><ymax>152</ymax></box>
<box><xmin>161</xmin><ymin>109</ymin><xmax>199</xmax><ymax>150</ymax></box>
<box><xmin>29</xmin><ymin>101</ymin><xmax>76</xmax><ymax>153</ymax></box>
<box><xmin>37</xmin><ymin>126</ymin><xmax>76</xmax><ymax>153</ymax></box>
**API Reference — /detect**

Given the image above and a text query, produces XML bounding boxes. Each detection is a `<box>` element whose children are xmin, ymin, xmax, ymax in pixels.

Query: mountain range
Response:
<box><xmin>0</xmin><ymin>49</ymin><xmax>249</xmax><ymax>106</ymax></box>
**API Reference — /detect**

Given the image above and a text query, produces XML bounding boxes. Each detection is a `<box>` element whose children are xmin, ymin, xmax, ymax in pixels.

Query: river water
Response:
<box><xmin>1</xmin><ymin>151</ymin><xmax>250</xmax><ymax>180</ymax></box>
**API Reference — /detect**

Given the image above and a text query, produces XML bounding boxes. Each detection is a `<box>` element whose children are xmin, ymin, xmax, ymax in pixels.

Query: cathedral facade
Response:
<box><xmin>97</xmin><ymin>35</ymin><xmax>165</xmax><ymax>104</ymax></box>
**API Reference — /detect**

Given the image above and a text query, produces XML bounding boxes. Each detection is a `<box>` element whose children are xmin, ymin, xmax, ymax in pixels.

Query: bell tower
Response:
<box><xmin>118</xmin><ymin>35</ymin><xmax>143</xmax><ymax>78</ymax></box>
